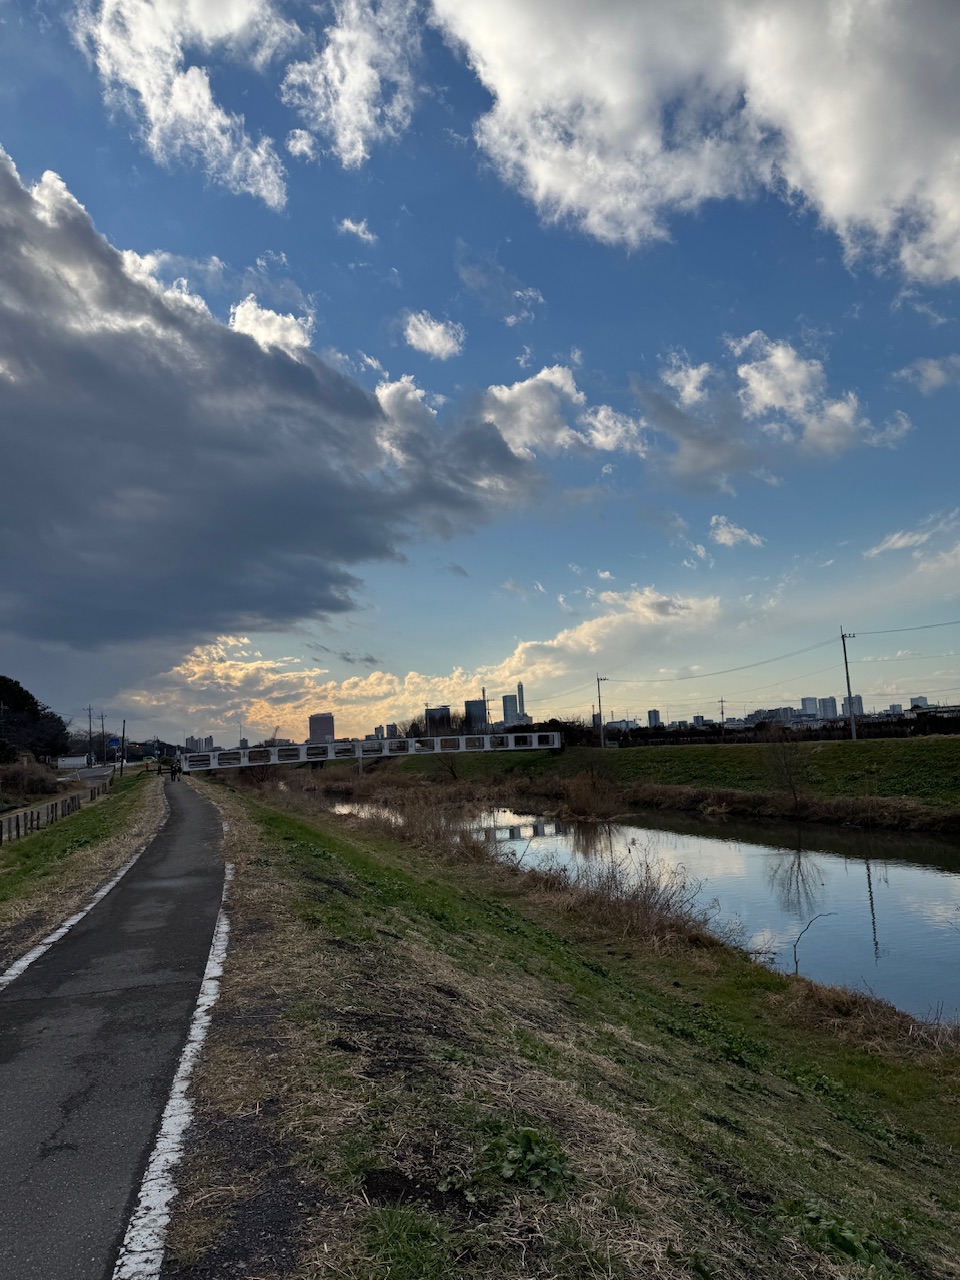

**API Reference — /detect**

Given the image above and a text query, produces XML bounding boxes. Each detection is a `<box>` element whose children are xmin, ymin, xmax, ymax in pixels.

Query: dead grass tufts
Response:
<box><xmin>770</xmin><ymin>976</ymin><xmax>960</xmax><ymax>1058</ymax></box>
<box><xmin>522</xmin><ymin>851</ymin><xmax>718</xmax><ymax>952</ymax></box>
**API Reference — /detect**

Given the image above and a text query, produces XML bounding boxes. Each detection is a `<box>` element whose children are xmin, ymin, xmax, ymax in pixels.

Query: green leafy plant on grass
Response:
<box><xmin>786</xmin><ymin>1200</ymin><xmax>903</xmax><ymax>1274</ymax></box>
<box><xmin>482</xmin><ymin>1127</ymin><xmax>573</xmax><ymax>1200</ymax></box>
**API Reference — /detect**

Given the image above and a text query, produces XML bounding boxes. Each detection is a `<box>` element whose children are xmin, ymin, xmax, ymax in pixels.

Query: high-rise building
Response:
<box><xmin>202</xmin><ymin>735</ymin><xmax>214</xmax><ymax>752</ymax></box>
<box><xmin>801</xmin><ymin>697</ymin><xmax>818</xmax><ymax>716</ymax></box>
<box><xmin>239</xmin><ymin>737</ymin><xmax>249</xmax><ymax>750</ymax></box>
<box><xmin>308</xmin><ymin>712</ymin><xmax>335</xmax><ymax>744</ymax></box>
<box><xmin>842</xmin><ymin>695</ymin><xmax>864</xmax><ymax>718</ymax></box>
<box><xmin>386</xmin><ymin>723</ymin><xmax>398</xmax><ymax>739</ymax></box>
<box><xmin>888</xmin><ymin>704</ymin><xmax>903</xmax><ymax>716</ymax></box>
<box><xmin>517</xmin><ymin>682</ymin><xmax>525</xmax><ymax>716</ymax></box>
<box><xmin>502</xmin><ymin>694</ymin><xmax>519</xmax><ymax>724</ymax></box>
<box><xmin>910</xmin><ymin>696</ymin><xmax>929</xmax><ymax>708</ymax></box>
<box><xmin>425</xmin><ymin>705</ymin><xmax>451</xmax><ymax>734</ymax></box>
<box><xmin>818</xmin><ymin>697</ymin><xmax>838</xmax><ymax>719</ymax></box>
<box><xmin>186</xmin><ymin>735</ymin><xmax>200</xmax><ymax>752</ymax></box>
<box><xmin>464</xmin><ymin>698</ymin><xmax>487</xmax><ymax>730</ymax></box>
<box><xmin>647</xmin><ymin>709</ymin><xmax>661</xmax><ymax>728</ymax></box>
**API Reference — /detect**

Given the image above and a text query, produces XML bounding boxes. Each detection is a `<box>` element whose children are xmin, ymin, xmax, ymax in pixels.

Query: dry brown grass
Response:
<box><xmin>768</xmin><ymin>976</ymin><xmax>960</xmax><ymax>1059</ymax></box>
<box><xmin>0</xmin><ymin>775</ymin><xmax>167</xmax><ymax>972</ymax></box>
<box><xmin>519</xmin><ymin>851</ymin><xmax>720</xmax><ymax>953</ymax></box>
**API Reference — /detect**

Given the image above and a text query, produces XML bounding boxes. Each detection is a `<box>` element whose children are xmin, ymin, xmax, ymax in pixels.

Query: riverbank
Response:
<box><xmin>367</xmin><ymin>737</ymin><xmax>960</xmax><ymax>831</ymax></box>
<box><xmin>162</xmin><ymin>775</ymin><xmax>960</xmax><ymax>1279</ymax></box>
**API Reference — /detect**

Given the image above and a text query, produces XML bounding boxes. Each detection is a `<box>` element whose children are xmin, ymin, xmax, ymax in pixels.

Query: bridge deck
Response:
<box><xmin>181</xmin><ymin>731</ymin><xmax>562</xmax><ymax>772</ymax></box>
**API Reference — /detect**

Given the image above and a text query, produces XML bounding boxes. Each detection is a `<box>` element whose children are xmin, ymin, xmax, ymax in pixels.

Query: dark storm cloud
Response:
<box><xmin>0</xmin><ymin>150</ymin><xmax>530</xmax><ymax>650</ymax></box>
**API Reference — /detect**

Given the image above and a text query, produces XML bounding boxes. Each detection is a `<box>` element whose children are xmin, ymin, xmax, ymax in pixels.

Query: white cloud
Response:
<box><xmin>709</xmin><ymin>515</ymin><xmax>764</xmax><ymax>548</ymax></box>
<box><xmin>864</xmin><ymin>510</ymin><xmax>960</xmax><ymax>558</ymax></box>
<box><xmin>73</xmin><ymin>0</ymin><xmax>291</xmax><ymax>207</ymax></box>
<box><xmin>403</xmin><ymin>310</ymin><xmax>466</xmax><ymax>359</ymax></box>
<box><xmin>229</xmin><ymin>294</ymin><xmax>314</xmax><ymax>354</ymax></box>
<box><xmin>281</xmin><ymin>0</ymin><xmax>419</xmax><ymax>168</ymax></box>
<box><xmin>482</xmin><ymin>366</ymin><xmax>644</xmax><ymax>461</ymax></box>
<box><xmin>286</xmin><ymin>128</ymin><xmax>316</xmax><ymax>158</ymax></box>
<box><xmin>431</xmin><ymin>0</ymin><xmax>960</xmax><ymax>281</ymax></box>
<box><xmin>661</xmin><ymin>355</ymin><xmax>712</xmax><ymax>407</ymax></box>
<box><xmin>482</xmin><ymin>365</ymin><xmax>583</xmax><ymax>456</ymax></box>
<box><xmin>577</xmin><ymin>404</ymin><xmax>645</xmax><ymax>455</ymax></box>
<box><xmin>897</xmin><ymin>354</ymin><xmax>960</xmax><ymax>394</ymax></box>
<box><xmin>339</xmin><ymin>216</ymin><xmax>378</xmax><ymax>243</ymax></box>
<box><xmin>733</xmin><ymin>331</ymin><xmax>874</xmax><ymax>455</ymax></box>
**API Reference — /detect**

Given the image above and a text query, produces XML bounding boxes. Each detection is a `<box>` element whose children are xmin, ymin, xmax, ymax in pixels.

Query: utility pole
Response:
<box><xmin>120</xmin><ymin>719</ymin><xmax>126</xmax><ymax>777</ymax></box>
<box><xmin>100</xmin><ymin>712</ymin><xmax>106</xmax><ymax>769</ymax></box>
<box><xmin>597</xmin><ymin>675</ymin><xmax>608</xmax><ymax>748</ymax></box>
<box><xmin>841</xmin><ymin>627</ymin><xmax>858</xmax><ymax>741</ymax></box>
<box><xmin>85</xmin><ymin>705</ymin><xmax>94</xmax><ymax>766</ymax></box>
<box><xmin>719</xmin><ymin>696</ymin><xmax>725</xmax><ymax>742</ymax></box>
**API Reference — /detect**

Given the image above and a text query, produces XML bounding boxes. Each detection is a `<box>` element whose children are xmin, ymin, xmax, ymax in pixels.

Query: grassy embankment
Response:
<box><xmin>0</xmin><ymin>771</ymin><xmax>165</xmax><ymax>970</ymax></box>
<box><xmin>380</xmin><ymin>737</ymin><xmax>960</xmax><ymax>830</ymax></box>
<box><xmin>164</xmin><ymin>775</ymin><xmax>960</xmax><ymax>1280</ymax></box>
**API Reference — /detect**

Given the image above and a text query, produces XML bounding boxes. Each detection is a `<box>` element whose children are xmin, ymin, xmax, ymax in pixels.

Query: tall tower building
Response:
<box><xmin>308</xmin><ymin>712</ymin><xmax>335</xmax><ymax>743</ymax></box>
<box><xmin>818</xmin><ymin>697</ymin><xmax>837</xmax><ymax>719</ymax></box>
<box><xmin>647</xmin><ymin>709</ymin><xmax>661</xmax><ymax>728</ymax></box>
<box><xmin>517</xmin><ymin>682</ymin><xmax>525</xmax><ymax>716</ymax></box>
<box><xmin>502</xmin><ymin>694</ymin><xmax>519</xmax><ymax>724</ymax></box>
<box><xmin>801</xmin><ymin>697</ymin><xmax>818</xmax><ymax>716</ymax></box>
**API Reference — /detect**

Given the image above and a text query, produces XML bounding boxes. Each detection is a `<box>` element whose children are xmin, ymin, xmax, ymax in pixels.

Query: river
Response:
<box><xmin>478</xmin><ymin>807</ymin><xmax>960</xmax><ymax>1022</ymax></box>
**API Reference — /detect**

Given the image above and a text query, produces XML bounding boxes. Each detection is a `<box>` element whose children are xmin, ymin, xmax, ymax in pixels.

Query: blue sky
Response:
<box><xmin>2</xmin><ymin>0</ymin><xmax>959</xmax><ymax>744</ymax></box>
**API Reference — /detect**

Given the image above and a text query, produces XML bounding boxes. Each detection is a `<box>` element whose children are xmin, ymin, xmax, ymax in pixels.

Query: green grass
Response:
<box><xmin>211</xmin><ymin>783</ymin><xmax>960</xmax><ymax>1277</ymax></box>
<box><xmin>0</xmin><ymin>775</ymin><xmax>147</xmax><ymax>905</ymax></box>
<box><xmin>386</xmin><ymin>736</ymin><xmax>960</xmax><ymax>808</ymax></box>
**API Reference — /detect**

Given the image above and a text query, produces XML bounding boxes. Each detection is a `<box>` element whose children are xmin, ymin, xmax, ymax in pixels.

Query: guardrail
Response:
<box><xmin>181</xmin><ymin>731</ymin><xmax>562</xmax><ymax>772</ymax></box>
<box><xmin>0</xmin><ymin>778</ymin><xmax>113</xmax><ymax>846</ymax></box>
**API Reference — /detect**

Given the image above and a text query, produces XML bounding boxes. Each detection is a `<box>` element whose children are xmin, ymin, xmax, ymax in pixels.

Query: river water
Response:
<box><xmin>477</xmin><ymin>808</ymin><xmax>960</xmax><ymax>1022</ymax></box>
<box><xmin>333</xmin><ymin>799</ymin><xmax>960</xmax><ymax>1020</ymax></box>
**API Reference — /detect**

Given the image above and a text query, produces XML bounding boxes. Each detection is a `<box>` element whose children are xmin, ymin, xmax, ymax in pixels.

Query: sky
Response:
<box><xmin>2</xmin><ymin>0</ymin><xmax>959</xmax><ymax>746</ymax></box>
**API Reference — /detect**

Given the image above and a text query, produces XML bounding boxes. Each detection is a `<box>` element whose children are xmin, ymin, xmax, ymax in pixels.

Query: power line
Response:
<box><xmin>856</xmin><ymin>619</ymin><xmax>960</xmax><ymax>636</ymax></box>
<box><xmin>603</xmin><ymin>636</ymin><xmax>837</xmax><ymax>684</ymax></box>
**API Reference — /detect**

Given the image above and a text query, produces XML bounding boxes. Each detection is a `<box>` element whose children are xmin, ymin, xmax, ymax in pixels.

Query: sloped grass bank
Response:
<box><xmin>382</xmin><ymin>737</ymin><xmax>960</xmax><ymax>829</ymax></box>
<box><xmin>165</xmin><ymin>779</ymin><xmax>960</xmax><ymax>1279</ymax></box>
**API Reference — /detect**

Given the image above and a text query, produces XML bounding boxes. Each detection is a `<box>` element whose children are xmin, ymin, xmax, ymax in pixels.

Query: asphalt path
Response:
<box><xmin>0</xmin><ymin>780</ymin><xmax>225</xmax><ymax>1280</ymax></box>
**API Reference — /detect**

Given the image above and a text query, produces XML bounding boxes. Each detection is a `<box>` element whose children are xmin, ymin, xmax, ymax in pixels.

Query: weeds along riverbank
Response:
<box><xmin>163</xmin><ymin>771</ymin><xmax>960</xmax><ymax>1279</ymax></box>
<box><xmin>292</xmin><ymin>736</ymin><xmax>960</xmax><ymax>831</ymax></box>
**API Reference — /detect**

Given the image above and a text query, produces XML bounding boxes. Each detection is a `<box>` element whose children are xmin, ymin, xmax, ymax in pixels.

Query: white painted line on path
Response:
<box><xmin>112</xmin><ymin>863</ymin><xmax>235</xmax><ymax>1280</ymax></box>
<box><xmin>0</xmin><ymin>789</ymin><xmax>171</xmax><ymax>992</ymax></box>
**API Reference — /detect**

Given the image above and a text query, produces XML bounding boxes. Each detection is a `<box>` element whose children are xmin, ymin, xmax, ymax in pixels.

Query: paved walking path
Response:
<box><xmin>0</xmin><ymin>781</ymin><xmax>225</xmax><ymax>1280</ymax></box>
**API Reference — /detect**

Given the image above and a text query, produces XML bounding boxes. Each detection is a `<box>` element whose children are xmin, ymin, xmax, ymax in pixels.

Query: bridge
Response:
<box><xmin>180</xmin><ymin>730</ymin><xmax>562</xmax><ymax>772</ymax></box>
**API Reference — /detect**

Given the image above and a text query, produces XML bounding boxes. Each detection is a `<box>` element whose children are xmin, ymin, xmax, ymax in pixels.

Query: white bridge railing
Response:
<box><xmin>180</xmin><ymin>731</ymin><xmax>562</xmax><ymax>772</ymax></box>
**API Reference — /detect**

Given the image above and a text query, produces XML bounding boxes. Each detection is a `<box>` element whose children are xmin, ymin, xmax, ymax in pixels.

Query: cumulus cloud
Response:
<box><xmin>635</xmin><ymin>330</ymin><xmax>906</xmax><ymax>487</ymax></box>
<box><xmin>482</xmin><ymin>366</ymin><xmax>644</xmax><ymax>460</ymax></box>
<box><xmin>281</xmin><ymin>0</ymin><xmax>420</xmax><ymax>168</ymax></box>
<box><xmin>286</xmin><ymin>128</ymin><xmax>316</xmax><ymax>158</ymax></box>
<box><xmin>0</xmin><ymin>149</ymin><xmax>531</xmax><ymax>653</ymax></box>
<box><xmin>709</xmin><ymin>515</ymin><xmax>764</xmax><ymax>548</ymax></box>
<box><xmin>403</xmin><ymin>310</ymin><xmax>466</xmax><ymax>359</ymax></box>
<box><xmin>431</xmin><ymin>0</ymin><xmax>960</xmax><ymax>281</ymax></box>
<box><xmin>229</xmin><ymin>294</ymin><xmax>314</xmax><ymax>354</ymax></box>
<box><xmin>133</xmin><ymin>580</ymin><xmax>721</xmax><ymax>737</ymax></box>
<box><xmin>897</xmin><ymin>354</ymin><xmax>960</xmax><ymax>394</ymax></box>
<box><xmin>339</xmin><ymin>216</ymin><xmax>377</xmax><ymax>243</ymax></box>
<box><xmin>73</xmin><ymin>0</ymin><xmax>292</xmax><ymax>207</ymax></box>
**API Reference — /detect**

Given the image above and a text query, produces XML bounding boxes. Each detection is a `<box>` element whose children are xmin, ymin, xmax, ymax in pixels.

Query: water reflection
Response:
<box><xmin>766</xmin><ymin>846</ymin><xmax>826</xmax><ymax>917</ymax></box>
<box><xmin>478</xmin><ymin>807</ymin><xmax>960</xmax><ymax>1021</ymax></box>
<box><xmin>331</xmin><ymin>797</ymin><xmax>960</xmax><ymax>1020</ymax></box>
